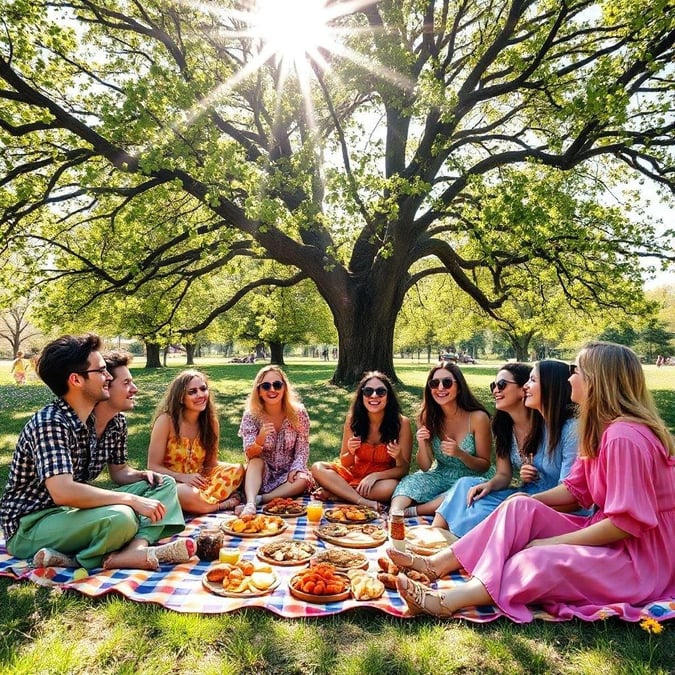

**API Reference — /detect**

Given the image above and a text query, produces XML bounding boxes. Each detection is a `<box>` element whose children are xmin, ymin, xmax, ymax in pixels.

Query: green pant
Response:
<box><xmin>7</xmin><ymin>477</ymin><xmax>185</xmax><ymax>570</ymax></box>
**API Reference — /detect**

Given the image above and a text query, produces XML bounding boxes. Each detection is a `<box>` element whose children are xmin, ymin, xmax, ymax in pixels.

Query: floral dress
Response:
<box><xmin>238</xmin><ymin>408</ymin><xmax>312</xmax><ymax>493</ymax></box>
<box><xmin>392</xmin><ymin>430</ymin><xmax>494</xmax><ymax>503</ymax></box>
<box><xmin>162</xmin><ymin>435</ymin><xmax>244</xmax><ymax>504</ymax></box>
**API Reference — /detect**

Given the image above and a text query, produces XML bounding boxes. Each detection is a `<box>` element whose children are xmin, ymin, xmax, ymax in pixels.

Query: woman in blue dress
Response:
<box><xmin>433</xmin><ymin>360</ymin><xmax>578</xmax><ymax>535</ymax></box>
<box><xmin>390</xmin><ymin>361</ymin><xmax>493</xmax><ymax>518</ymax></box>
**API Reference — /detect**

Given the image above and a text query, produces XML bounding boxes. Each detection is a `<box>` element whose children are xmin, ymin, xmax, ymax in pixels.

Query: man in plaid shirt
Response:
<box><xmin>0</xmin><ymin>333</ymin><xmax>194</xmax><ymax>570</ymax></box>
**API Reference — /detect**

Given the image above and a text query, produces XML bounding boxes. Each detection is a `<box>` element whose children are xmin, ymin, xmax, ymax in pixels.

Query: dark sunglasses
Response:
<box><xmin>362</xmin><ymin>386</ymin><xmax>388</xmax><ymax>397</ymax></box>
<box><xmin>259</xmin><ymin>380</ymin><xmax>284</xmax><ymax>391</ymax></box>
<box><xmin>429</xmin><ymin>377</ymin><xmax>454</xmax><ymax>389</ymax></box>
<box><xmin>187</xmin><ymin>385</ymin><xmax>208</xmax><ymax>395</ymax></box>
<box><xmin>569</xmin><ymin>364</ymin><xmax>578</xmax><ymax>375</ymax></box>
<box><xmin>489</xmin><ymin>379</ymin><xmax>517</xmax><ymax>393</ymax></box>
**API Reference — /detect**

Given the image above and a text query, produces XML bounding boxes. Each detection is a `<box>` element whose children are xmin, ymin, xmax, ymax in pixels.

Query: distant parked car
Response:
<box><xmin>458</xmin><ymin>353</ymin><xmax>477</xmax><ymax>364</ymax></box>
<box><xmin>440</xmin><ymin>352</ymin><xmax>459</xmax><ymax>363</ymax></box>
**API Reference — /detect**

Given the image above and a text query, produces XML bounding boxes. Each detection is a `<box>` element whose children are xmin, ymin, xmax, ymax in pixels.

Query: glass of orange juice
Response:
<box><xmin>306</xmin><ymin>501</ymin><xmax>324</xmax><ymax>523</ymax></box>
<box><xmin>219</xmin><ymin>547</ymin><xmax>241</xmax><ymax>564</ymax></box>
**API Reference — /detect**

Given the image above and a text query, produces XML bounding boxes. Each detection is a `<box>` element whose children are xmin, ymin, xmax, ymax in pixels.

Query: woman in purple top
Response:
<box><xmin>237</xmin><ymin>366</ymin><xmax>312</xmax><ymax>516</ymax></box>
<box><xmin>388</xmin><ymin>342</ymin><xmax>675</xmax><ymax>622</ymax></box>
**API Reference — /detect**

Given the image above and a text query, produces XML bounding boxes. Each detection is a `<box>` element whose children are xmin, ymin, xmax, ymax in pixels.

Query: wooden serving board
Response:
<box><xmin>315</xmin><ymin>524</ymin><xmax>387</xmax><ymax>549</ymax></box>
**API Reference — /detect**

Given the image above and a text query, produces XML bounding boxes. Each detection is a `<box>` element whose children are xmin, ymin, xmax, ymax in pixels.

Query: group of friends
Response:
<box><xmin>0</xmin><ymin>333</ymin><xmax>673</xmax><ymax>622</ymax></box>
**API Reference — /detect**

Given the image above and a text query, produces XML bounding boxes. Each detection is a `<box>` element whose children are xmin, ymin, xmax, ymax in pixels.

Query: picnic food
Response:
<box><xmin>257</xmin><ymin>539</ymin><xmax>316</xmax><ymax>565</ymax></box>
<box><xmin>376</xmin><ymin>556</ymin><xmax>431</xmax><ymax>589</ymax></box>
<box><xmin>347</xmin><ymin>569</ymin><xmax>385</xmax><ymax>601</ymax></box>
<box><xmin>203</xmin><ymin>560</ymin><xmax>278</xmax><ymax>595</ymax></box>
<box><xmin>311</xmin><ymin>549</ymin><xmax>368</xmax><ymax>571</ymax></box>
<box><xmin>222</xmin><ymin>514</ymin><xmax>286</xmax><ymax>537</ymax></box>
<box><xmin>290</xmin><ymin>563</ymin><xmax>349</xmax><ymax>596</ymax></box>
<box><xmin>316</xmin><ymin>523</ymin><xmax>387</xmax><ymax>548</ymax></box>
<box><xmin>405</xmin><ymin>525</ymin><xmax>457</xmax><ymax>555</ymax></box>
<box><xmin>324</xmin><ymin>506</ymin><xmax>377</xmax><ymax>523</ymax></box>
<box><xmin>262</xmin><ymin>497</ymin><xmax>306</xmax><ymax>517</ymax></box>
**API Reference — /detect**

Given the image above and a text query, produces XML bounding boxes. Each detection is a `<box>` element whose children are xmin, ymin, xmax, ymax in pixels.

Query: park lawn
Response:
<box><xmin>0</xmin><ymin>358</ymin><xmax>673</xmax><ymax>674</ymax></box>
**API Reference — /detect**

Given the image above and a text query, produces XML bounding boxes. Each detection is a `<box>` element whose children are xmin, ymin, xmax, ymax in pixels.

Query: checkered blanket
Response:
<box><xmin>1</xmin><ymin>506</ymin><xmax>673</xmax><ymax>623</ymax></box>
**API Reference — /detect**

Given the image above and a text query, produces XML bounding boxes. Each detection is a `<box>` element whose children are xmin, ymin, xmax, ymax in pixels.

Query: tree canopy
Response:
<box><xmin>1</xmin><ymin>0</ymin><xmax>673</xmax><ymax>382</ymax></box>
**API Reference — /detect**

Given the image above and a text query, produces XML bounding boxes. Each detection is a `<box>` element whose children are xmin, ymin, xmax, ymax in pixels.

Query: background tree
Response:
<box><xmin>0</xmin><ymin>298</ymin><xmax>41</xmax><ymax>356</ymax></box>
<box><xmin>1</xmin><ymin>0</ymin><xmax>673</xmax><ymax>383</ymax></box>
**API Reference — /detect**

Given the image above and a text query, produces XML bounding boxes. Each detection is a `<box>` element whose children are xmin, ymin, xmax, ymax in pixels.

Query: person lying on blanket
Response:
<box><xmin>0</xmin><ymin>333</ymin><xmax>191</xmax><ymax>572</ymax></box>
<box><xmin>387</xmin><ymin>342</ymin><xmax>675</xmax><ymax>622</ymax></box>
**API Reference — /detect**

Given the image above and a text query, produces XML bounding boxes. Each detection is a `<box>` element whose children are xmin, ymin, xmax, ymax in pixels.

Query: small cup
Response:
<box><xmin>306</xmin><ymin>500</ymin><xmax>324</xmax><ymax>523</ymax></box>
<box><xmin>219</xmin><ymin>547</ymin><xmax>241</xmax><ymax>564</ymax></box>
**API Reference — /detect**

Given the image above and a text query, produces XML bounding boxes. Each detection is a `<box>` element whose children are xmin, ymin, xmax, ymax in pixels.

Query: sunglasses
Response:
<box><xmin>187</xmin><ymin>385</ymin><xmax>208</xmax><ymax>395</ymax></box>
<box><xmin>362</xmin><ymin>386</ymin><xmax>388</xmax><ymax>398</ymax></box>
<box><xmin>259</xmin><ymin>380</ymin><xmax>284</xmax><ymax>391</ymax></box>
<box><xmin>569</xmin><ymin>364</ymin><xmax>578</xmax><ymax>375</ymax></box>
<box><xmin>429</xmin><ymin>377</ymin><xmax>455</xmax><ymax>389</ymax></box>
<box><xmin>489</xmin><ymin>379</ymin><xmax>517</xmax><ymax>393</ymax></box>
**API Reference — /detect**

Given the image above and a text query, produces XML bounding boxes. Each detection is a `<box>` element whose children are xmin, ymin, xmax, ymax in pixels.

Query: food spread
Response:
<box><xmin>324</xmin><ymin>506</ymin><xmax>378</xmax><ymax>523</ymax></box>
<box><xmin>257</xmin><ymin>539</ymin><xmax>316</xmax><ymax>565</ymax></box>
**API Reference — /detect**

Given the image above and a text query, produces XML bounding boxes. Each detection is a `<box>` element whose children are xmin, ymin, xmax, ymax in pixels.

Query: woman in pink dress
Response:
<box><xmin>388</xmin><ymin>341</ymin><xmax>675</xmax><ymax>622</ymax></box>
<box><xmin>310</xmin><ymin>371</ymin><xmax>412</xmax><ymax>509</ymax></box>
<box><xmin>237</xmin><ymin>366</ymin><xmax>313</xmax><ymax>516</ymax></box>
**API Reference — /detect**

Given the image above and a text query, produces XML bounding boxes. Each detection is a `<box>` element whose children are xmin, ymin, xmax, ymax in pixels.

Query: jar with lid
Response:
<box><xmin>196</xmin><ymin>527</ymin><xmax>224</xmax><ymax>561</ymax></box>
<box><xmin>389</xmin><ymin>510</ymin><xmax>406</xmax><ymax>552</ymax></box>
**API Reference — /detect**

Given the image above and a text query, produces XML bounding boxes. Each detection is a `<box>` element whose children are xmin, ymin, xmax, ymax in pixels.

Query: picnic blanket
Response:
<box><xmin>1</xmin><ymin>504</ymin><xmax>673</xmax><ymax>623</ymax></box>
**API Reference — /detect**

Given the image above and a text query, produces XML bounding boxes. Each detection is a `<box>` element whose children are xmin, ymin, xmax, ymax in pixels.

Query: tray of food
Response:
<box><xmin>221</xmin><ymin>514</ymin><xmax>287</xmax><ymax>538</ymax></box>
<box><xmin>288</xmin><ymin>564</ymin><xmax>350</xmax><ymax>603</ymax></box>
<box><xmin>405</xmin><ymin>525</ymin><xmax>457</xmax><ymax>555</ymax></box>
<box><xmin>256</xmin><ymin>539</ymin><xmax>316</xmax><ymax>566</ymax></box>
<box><xmin>310</xmin><ymin>548</ymin><xmax>369</xmax><ymax>572</ymax></box>
<box><xmin>324</xmin><ymin>505</ymin><xmax>378</xmax><ymax>523</ymax></box>
<box><xmin>347</xmin><ymin>568</ymin><xmax>386</xmax><ymax>601</ymax></box>
<box><xmin>262</xmin><ymin>497</ymin><xmax>307</xmax><ymax>518</ymax></box>
<box><xmin>202</xmin><ymin>560</ymin><xmax>279</xmax><ymax>597</ymax></box>
<box><xmin>316</xmin><ymin>523</ymin><xmax>387</xmax><ymax>549</ymax></box>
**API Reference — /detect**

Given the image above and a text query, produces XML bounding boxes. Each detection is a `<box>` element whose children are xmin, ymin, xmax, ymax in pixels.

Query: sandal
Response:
<box><xmin>234</xmin><ymin>502</ymin><xmax>257</xmax><ymax>517</ymax></box>
<box><xmin>218</xmin><ymin>493</ymin><xmax>242</xmax><ymax>511</ymax></box>
<box><xmin>396</xmin><ymin>574</ymin><xmax>454</xmax><ymax>618</ymax></box>
<box><xmin>33</xmin><ymin>548</ymin><xmax>78</xmax><ymax>569</ymax></box>
<box><xmin>386</xmin><ymin>547</ymin><xmax>442</xmax><ymax>581</ymax></box>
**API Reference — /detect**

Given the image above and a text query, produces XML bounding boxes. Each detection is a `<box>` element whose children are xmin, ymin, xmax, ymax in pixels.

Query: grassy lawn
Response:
<box><xmin>0</xmin><ymin>357</ymin><xmax>673</xmax><ymax>674</ymax></box>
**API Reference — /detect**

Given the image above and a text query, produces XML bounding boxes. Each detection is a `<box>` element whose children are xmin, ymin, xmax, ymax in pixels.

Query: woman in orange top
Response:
<box><xmin>147</xmin><ymin>370</ymin><xmax>244</xmax><ymax>514</ymax></box>
<box><xmin>311</xmin><ymin>371</ymin><xmax>412</xmax><ymax>509</ymax></box>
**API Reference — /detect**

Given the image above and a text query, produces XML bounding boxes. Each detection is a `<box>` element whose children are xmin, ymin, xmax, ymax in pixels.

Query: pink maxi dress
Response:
<box><xmin>452</xmin><ymin>421</ymin><xmax>675</xmax><ymax>622</ymax></box>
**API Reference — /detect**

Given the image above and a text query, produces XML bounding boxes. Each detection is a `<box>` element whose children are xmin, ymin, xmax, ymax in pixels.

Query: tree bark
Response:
<box><xmin>144</xmin><ymin>341</ymin><xmax>162</xmax><ymax>368</ymax></box>
<box><xmin>269</xmin><ymin>341</ymin><xmax>285</xmax><ymax>366</ymax></box>
<box><xmin>185</xmin><ymin>343</ymin><xmax>195</xmax><ymax>366</ymax></box>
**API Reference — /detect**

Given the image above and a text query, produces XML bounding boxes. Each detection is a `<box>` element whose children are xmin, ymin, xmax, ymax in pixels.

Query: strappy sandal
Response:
<box><xmin>386</xmin><ymin>547</ymin><xmax>441</xmax><ymax>581</ymax></box>
<box><xmin>396</xmin><ymin>574</ymin><xmax>454</xmax><ymax>618</ymax></box>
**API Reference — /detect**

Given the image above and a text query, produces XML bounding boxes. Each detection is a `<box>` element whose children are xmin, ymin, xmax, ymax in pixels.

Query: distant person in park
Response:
<box><xmin>0</xmin><ymin>334</ymin><xmax>190</xmax><ymax>571</ymax></box>
<box><xmin>389</xmin><ymin>361</ymin><xmax>493</xmax><ymax>518</ymax></box>
<box><xmin>389</xmin><ymin>342</ymin><xmax>675</xmax><ymax>621</ymax></box>
<box><xmin>147</xmin><ymin>370</ymin><xmax>244</xmax><ymax>514</ymax></box>
<box><xmin>431</xmin><ymin>361</ymin><xmax>579</xmax><ymax>537</ymax></box>
<box><xmin>10</xmin><ymin>351</ymin><xmax>27</xmax><ymax>385</ymax></box>
<box><xmin>236</xmin><ymin>366</ymin><xmax>313</xmax><ymax>516</ymax></box>
<box><xmin>311</xmin><ymin>371</ymin><xmax>412</xmax><ymax>509</ymax></box>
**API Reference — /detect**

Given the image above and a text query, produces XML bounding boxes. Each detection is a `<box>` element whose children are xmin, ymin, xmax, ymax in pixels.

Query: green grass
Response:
<box><xmin>0</xmin><ymin>358</ymin><xmax>673</xmax><ymax>674</ymax></box>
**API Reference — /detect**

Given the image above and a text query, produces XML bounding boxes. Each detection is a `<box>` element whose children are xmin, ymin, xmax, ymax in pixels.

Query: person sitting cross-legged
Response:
<box><xmin>0</xmin><ymin>334</ymin><xmax>191</xmax><ymax>572</ymax></box>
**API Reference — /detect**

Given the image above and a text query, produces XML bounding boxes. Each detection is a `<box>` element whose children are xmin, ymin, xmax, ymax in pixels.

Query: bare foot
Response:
<box><xmin>311</xmin><ymin>487</ymin><xmax>337</xmax><ymax>502</ymax></box>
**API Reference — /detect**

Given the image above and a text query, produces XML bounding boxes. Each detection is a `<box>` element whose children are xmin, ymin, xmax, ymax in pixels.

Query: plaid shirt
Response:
<box><xmin>0</xmin><ymin>399</ymin><xmax>128</xmax><ymax>541</ymax></box>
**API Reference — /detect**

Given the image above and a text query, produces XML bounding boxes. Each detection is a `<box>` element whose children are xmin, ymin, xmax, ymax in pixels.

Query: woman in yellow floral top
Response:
<box><xmin>147</xmin><ymin>370</ymin><xmax>244</xmax><ymax>514</ymax></box>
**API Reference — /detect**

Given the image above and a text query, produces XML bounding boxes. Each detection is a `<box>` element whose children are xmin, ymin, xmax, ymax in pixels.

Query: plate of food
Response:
<box><xmin>221</xmin><ymin>514</ymin><xmax>287</xmax><ymax>538</ymax></box>
<box><xmin>310</xmin><ymin>548</ymin><xmax>369</xmax><ymax>573</ymax></box>
<box><xmin>288</xmin><ymin>564</ymin><xmax>351</xmax><ymax>603</ymax></box>
<box><xmin>316</xmin><ymin>523</ymin><xmax>387</xmax><ymax>549</ymax></box>
<box><xmin>256</xmin><ymin>539</ymin><xmax>316</xmax><ymax>566</ymax></box>
<box><xmin>347</xmin><ymin>569</ymin><xmax>386</xmax><ymax>601</ymax></box>
<box><xmin>405</xmin><ymin>525</ymin><xmax>457</xmax><ymax>555</ymax></box>
<box><xmin>262</xmin><ymin>497</ymin><xmax>307</xmax><ymax>518</ymax></box>
<box><xmin>324</xmin><ymin>505</ymin><xmax>378</xmax><ymax>523</ymax></box>
<box><xmin>202</xmin><ymin>560</ymin><xmax>280</xmax><ymax>597</ymax></box>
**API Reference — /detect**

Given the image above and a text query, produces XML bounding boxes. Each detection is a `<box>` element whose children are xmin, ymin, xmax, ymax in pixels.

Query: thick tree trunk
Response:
<box><xmin>185</xmin><ymin>343</ymin><xmax>196</xmax><ymax>366</ymax></box>
<box><xmin>144</xmin><ymin>341</ymin><xmax>162</xmax><ymax>368</ymax></box>
<box><xmin>269</xmin><ymin>341</ymin><xmax>285</xmax><ymax>366</ymax></box>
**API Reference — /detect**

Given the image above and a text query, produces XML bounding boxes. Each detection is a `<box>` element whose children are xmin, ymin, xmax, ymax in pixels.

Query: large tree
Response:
<box><xmin>0</xmin><ymin>0</ymin><xmax>673</xmax><ymax>383</ymax></box>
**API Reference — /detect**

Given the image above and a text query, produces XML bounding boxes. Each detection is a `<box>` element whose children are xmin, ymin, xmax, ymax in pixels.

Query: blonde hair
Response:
<box><xmin>576</xmin><ymin>342</ymin><xmax>674</xmax><ymax>458</ymax></box>
<box><xmin>245</xmin><ymin>365</ymin><xmax>302</xmax><ymax>429</ymax></box>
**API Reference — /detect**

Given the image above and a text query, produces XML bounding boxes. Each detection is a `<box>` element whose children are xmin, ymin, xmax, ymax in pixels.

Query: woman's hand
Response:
<box><xmin>347</xmin><ymin>435</ymin><xmax>361</xmax><ymax>454</ymax></box>
<box><xmin>180</xmin><ymin>472</ymin><xmax>208</xmax><ymax>489</ymax></box>
<box><xmin>440</xmin><ymin>436</ymin><xmax>460</xmax><ymax>458</ymax></box>
<box><xmin>416</xmin><ymin>425</ymin><xmax>430</xmax><ymax>443</ymax></box>
<box><xmin>520</xmin><ymin>463</ymin><xmax>539</xmax><ymax>484</ymax></box>
<box><xmin>288</xmin><ymin>469</ymin><xmax>309</xmax><ymax>483</ymax></box>
<box><xmin>467</xmin><ymin>481</ymin><xmax>492</xmax><ymax>505</ymax></box>
<box><xmin>525</xmin><ymin>536</ymin><xmax>559</xmax><ymax>549</ymax></box>
<box><xmin>356</xmin><ymin>473</ymin><xmax>378</xmax><ymax>497</ymax></box>
<box><xmin>386</xmin><ymin>440</ymin><xmax>402</xmax><ymax>462</ymax></box>
<box><xmin>259</xmin><ymin>421</ymin><xmax>276</xmax><ymax>444</ymax></box>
